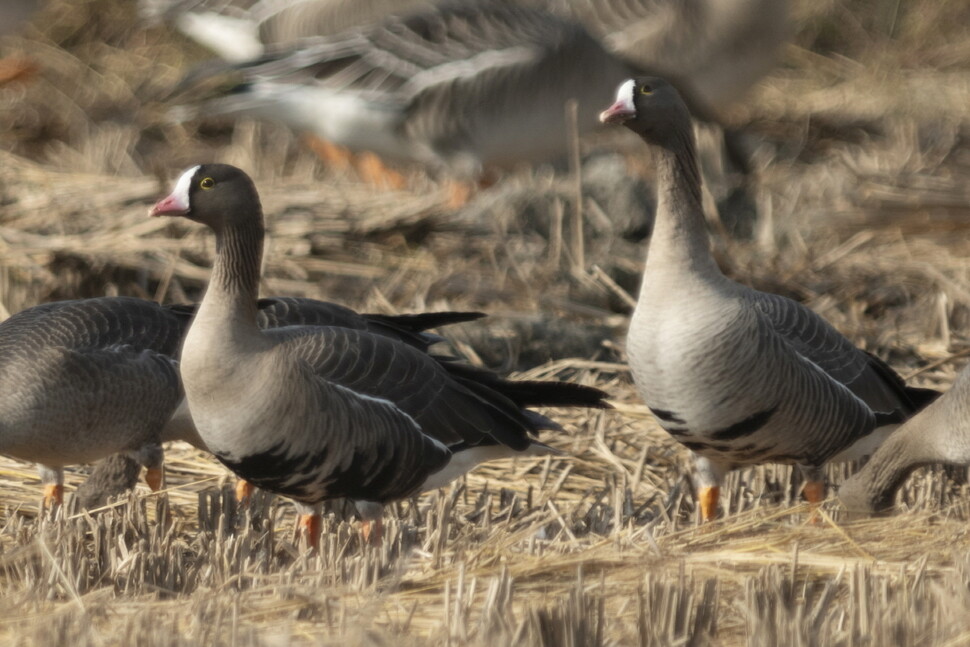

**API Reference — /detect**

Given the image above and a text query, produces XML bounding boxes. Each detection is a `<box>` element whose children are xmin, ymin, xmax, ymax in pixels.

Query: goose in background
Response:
<box><xmin>599</xmin><ymin>77</ymin><xmax>937</xmax><ymax>521</ymax></box>
<box><xmin>149</xmin><ymin>163</ymin><xmax>609</xmax><ymax>546</ymax></box>
<box><xmin>839</xmin><ymin>367</ymin><xmax>970</xmax><ymax>513</ymax></box>
<box><xmin>0</xmin><ymin>297</ymin><xmax>194</xmax><ymax>508</ymax></box>
<box><xmin>166</xmin><ymin>3</ymin><xmax>652</xmax><ymax>197</ymax></box>
<box><xmin>138</xmin><ymin>0</ymin><xmax>434</xmax><ymax>62</ymax></box>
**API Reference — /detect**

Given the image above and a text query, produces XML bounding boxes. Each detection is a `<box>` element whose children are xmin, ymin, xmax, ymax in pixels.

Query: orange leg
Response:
<box><xmin>43</xmin><ymin>483</ymin><xmax>64</xmax><ymax>508</ymax></box>
<box><xmin>235</xmin><ymin>479</ymin><xmax>255</xmax><ymax>504</ymax></box>
<box><xmin>298</xmin><ymin>513</ymin><xmax>322</xmax><ymax>550</ymax></box>
<box><xmin>304</xmin><ymin>135</ymin><xmax>356</xmax><ymax>171</ymax></box>
<box><xmin>144</xmin><ymin>467</ymin><xmax>164</xmax><ymax>492</ymax></box>
<box><xmin>355</xmin><ymin>152</ymin><xmax>407</xmax><ymax>190</ymax></box>
<box><xmin>802</xmin><ymin>480</ymin><xmax>826</xmax><ymax>505</ymax></box>
<box><xmin>361</xmin><ymin>518</ymin><xmax>384</xmax><ymax>546</ymax></box>
<box><xmin>445</xmin><ymin>180</ymin><xmax>475</xmax><ymax>210</ymax></box>
<box><xmin>802</xmin><ymin>480</ymin><xmax>827</xmax><ymax>524</ymax></box>
<box><xmin>698</xmin><ymin>485</ymin><xmax>720</xmax><ymax>522</ymax></box>
<box><xmin>0</xmin><ymin>57</ymin><xmax>37</xmax><ymax>86</ymax></box>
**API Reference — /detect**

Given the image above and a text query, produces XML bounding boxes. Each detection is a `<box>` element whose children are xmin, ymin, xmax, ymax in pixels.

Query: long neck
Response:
<box><xmin>845</xmin><ymin>420</ymin><xmax>934</xmax><ymax>512</ymax></box>
<box><xmin>201</xmin><ymin>216</ymin><xmax>263</xmax><ymax>326</ymax></box>
<box><xmin>843</xmin><ymin>396</ymin><xmax>953</xmax><ymax>511</ymax></box>
<box><xmin>643</xmin><ymin>129</ymin><xmax>721</xmax><ymax>278</ymax></box>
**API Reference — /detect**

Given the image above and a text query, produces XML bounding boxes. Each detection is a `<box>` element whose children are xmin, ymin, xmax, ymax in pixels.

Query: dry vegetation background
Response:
<box><xmin>2</xmin><ymin>0</ymin><xmax>970</xmax><ymax>644</ymax></box>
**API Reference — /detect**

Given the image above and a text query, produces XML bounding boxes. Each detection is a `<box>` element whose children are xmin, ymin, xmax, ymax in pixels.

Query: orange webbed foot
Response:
<box><xmin>698</xmin><ymin>485</ymin><xmax>720</xmax><ymax>522</ymax></box>
<box><xmin>298</xmin><ymin>513</ymin><xmax>321</xmax><ymax>550</ymax></box>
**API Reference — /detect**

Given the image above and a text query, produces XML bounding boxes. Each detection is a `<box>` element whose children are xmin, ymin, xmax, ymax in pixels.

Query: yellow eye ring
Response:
<box><xmin>200</xmin><ymin>177</ymin><xmax>215</xmax><ymax>189</ymax></box>
<box><xmin>639</xmin><ymin>85</ymin><xmax>653</xmax><ymax>95</ymax></box>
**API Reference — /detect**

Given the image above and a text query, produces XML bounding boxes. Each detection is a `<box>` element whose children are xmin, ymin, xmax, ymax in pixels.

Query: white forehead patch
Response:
<box><xmin>615</xmin><ymin>79</ymin><xmax>636</xmax><ymax>112</ymax></box>
<box><xmin>171</xmin><ymin>165</ymin><xmax>201</xmax><ymax>210</ymax></box>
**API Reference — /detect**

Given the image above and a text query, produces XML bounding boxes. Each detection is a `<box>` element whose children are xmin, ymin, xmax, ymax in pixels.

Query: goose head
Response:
<box><xmin>150</xmin><ymin>163</ymin><xmax>261</xmax><ymax>233</ymax></box>
<box><xmin>599</xmin><ymin>77</ymin><xmax>693</xmax><ymax>146</ymax></box>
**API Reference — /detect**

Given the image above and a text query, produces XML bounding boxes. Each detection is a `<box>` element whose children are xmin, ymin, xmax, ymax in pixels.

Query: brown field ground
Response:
<box><xmin>2</xmin><ymin>1</ymin><xmax>970</xmax><ymax>644</ymax></box>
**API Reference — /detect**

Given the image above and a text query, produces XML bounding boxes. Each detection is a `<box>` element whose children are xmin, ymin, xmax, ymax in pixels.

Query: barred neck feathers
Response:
<box><xmin>646</xmin><ymin>125</ymin><xmax>715</xmax><ymax>275</ymax></box>
<box><xmin>599</xmin><ymin>76</ymin><xmax>718</xmax><ymax>277</ymax></box>
<box><xmin>209</xmin><ymin>211</ymin><xmax>263</xmax><ymax>319</ymax></box>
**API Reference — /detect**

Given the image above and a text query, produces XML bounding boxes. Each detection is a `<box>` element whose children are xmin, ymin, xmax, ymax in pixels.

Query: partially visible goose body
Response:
<box><xmin>0</xmin><ymin>297</ymin><xmax>194</xmax><ymax>507</ymax></box>
<box><xmin>839</xmin><ymin>367</ymin><xmax>970</xmax><ymax>513</ymax></box>
<box><xmin>138</xmin><ymin>0</ymin><xmax>434</xmax><ymax>61</ymax></box>
<box><xmin>170</xmin><ymin>3</ymin><xmax>641</xmax><ymax>182</ymax></box>
<box><xmin>150</xmin><ymin>163</ymin><xmax>609</xmax><ymax>544</ymax></box>
<box><xmin>545</xmin><ymin>0</ymin><xmax>790</xmax><ymax>116</ymax></box>
<box><xmin>600</xmin><ymin>77</ymin><xmax>937</xmax><ymax>521</ymax></box>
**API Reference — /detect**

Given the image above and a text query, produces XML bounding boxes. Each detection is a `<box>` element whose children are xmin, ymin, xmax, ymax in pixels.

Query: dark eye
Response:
<box><xmin>200</xmin><ymin>177</ymin><xmax>215</xmax><ymax>189</ymax></box>
<box><xmin>640</xmin><ymin>84</ymin><xmax>653</xmax><ymax>95</ymax></box>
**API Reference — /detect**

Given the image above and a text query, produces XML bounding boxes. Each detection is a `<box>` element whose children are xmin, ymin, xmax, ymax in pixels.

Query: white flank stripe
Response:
<box><xmin>330</xmin><ymin>382</ymin><xmax>448</xmax><ymax>452</ymax></box>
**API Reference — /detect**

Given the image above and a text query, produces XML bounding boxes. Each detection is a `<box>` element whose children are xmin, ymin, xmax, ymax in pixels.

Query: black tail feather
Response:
<box><xmin>905</xmin><ymin>386</ymin><xmax>942</xmax><ymax>412</ymax></box>
<box><xmin>864</xmin><ymin>351</ymin><xmax>942</xmax><ymax>416</ymax></box>
<box><xmin>363</xmin><ymin>311</ymin><xmax>486</xmax><ymax>333</ymax></box>
<box><xmin>437</xmin><ymin>359</ymin><xmax>610</xmax><ymax>409</ymax></box>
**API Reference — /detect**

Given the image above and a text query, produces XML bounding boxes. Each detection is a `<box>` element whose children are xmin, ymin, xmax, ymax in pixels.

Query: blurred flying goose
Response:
<box><xmin>839</xmin><ymin>367</ymin><xmax>970</xmax><ymax>513</ymax></box>
<box><xmin>546</xmin><ymin>0</ymin><xmax>791</xmax><ymax>116</ymax></box>
<box><xmin>138</xmin><ymin>0</ymin><xmax>434</xmax><ymax>61</ymax></box>
<box><xmin>169</xmin><ymin>3</ymin><xmax>645</xmax><ymax>183</ymax></box>
<box><xmin>0</xmin><ymin>297</ymin><xmax>194</xmax><ymax>507</ymax></box>
<box><xmin>149</xmin><ymin>163</ymin><xmax>609</xmax><ymax>545</ymax></box>
<box><xmin>600</xmin><ymin>77</ymin><xmax>937</xmax><ymax>521</ymax></box>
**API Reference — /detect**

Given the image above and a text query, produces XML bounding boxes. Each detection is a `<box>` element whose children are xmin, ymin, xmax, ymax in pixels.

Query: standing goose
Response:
<box><xmin>0</xmin><ymin>297</ymin><xmax>193</xmax><ymax>507</ymax></box>
<box><xmin>168</xmin><ymin>3</ymin><xmax>643</xmax><ymax>187</ymax></box>
<box><xmin>839</xmin><ymin>367</ymin><xmax>970</xmax><ymax>513</ymax></box>
<box><xmin>599</xmin><ymin>77</ymin><xmax>936</xmax><ymax>521</ymax></box>
<box><xmin>150</xmin><ymin>163</ymin><xmax>609</xmax><ymax>544</ymax></box>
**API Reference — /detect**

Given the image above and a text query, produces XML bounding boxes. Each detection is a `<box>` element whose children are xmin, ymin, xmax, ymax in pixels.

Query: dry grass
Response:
<box><xmin>2</xmin><ymin>0</ymin><xmax>970</xmax><ymax>644</ymax></box>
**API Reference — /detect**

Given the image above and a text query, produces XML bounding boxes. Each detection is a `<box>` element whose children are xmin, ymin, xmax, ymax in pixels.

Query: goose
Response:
<box><xmin>149</xmin><ymin>163</ymin><xmax>609</xmax><ymax>545</ymax></box>
<box><xmin>599</xmin><ymin>77</ymin><xmax>937</xmax><ymax>521</ymax></box>
<box><xmin>138</xmin><ymin>0</ymin><xmax>434</xmax><ymax>62</ymax></box>
<box><xmin>0</xmin><ymin>296</ymin><xmax>194</xmax><ymax>508</ymax></box>
<box><xmin>168</xmin><ymin>3</ymin><xmax>646</xmax><ymax>186</ymax></box>
<box><xmin>839</xmin><ymin>366</ymin><xmax>970</xmax><ymax>513</ymax></box>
